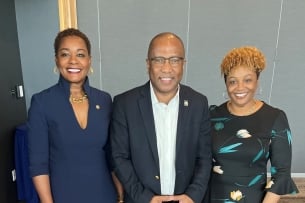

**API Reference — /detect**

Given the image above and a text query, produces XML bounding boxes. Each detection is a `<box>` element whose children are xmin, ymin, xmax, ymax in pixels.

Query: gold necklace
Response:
<box><xmin>227</xmin><ymin>100</ymin><xmax>257</xmax><ymax>116</ymax></box>
<box><xmin>69</xmin><ymin>93</ymin><xmax>88</xmax><ymax>103</ymax></box>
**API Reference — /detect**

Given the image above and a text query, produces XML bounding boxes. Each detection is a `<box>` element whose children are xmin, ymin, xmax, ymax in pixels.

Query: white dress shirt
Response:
<box><xmin>150</xmin><ymin>83</ymin><xmax>179</xmax><ymax>195</ymax></box>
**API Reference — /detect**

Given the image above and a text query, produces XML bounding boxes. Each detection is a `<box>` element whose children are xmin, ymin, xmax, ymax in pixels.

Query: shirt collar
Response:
<box><xmin>149</xmin><ymin>81</ymin><xmax>180</xmax><ymax>105</ymax></box>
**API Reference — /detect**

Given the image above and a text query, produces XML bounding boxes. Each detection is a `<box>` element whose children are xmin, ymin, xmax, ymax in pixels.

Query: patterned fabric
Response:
<box><xmin>209</xmin><ymin>102</ymin><xmax>298</xmax><ymax>203</ymax></box>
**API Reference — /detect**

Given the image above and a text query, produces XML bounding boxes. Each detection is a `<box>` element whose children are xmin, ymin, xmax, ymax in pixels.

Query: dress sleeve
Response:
<box><xmin>27</xmin><ymin>95</ymin><xmax>50</xmax><ymax>177</ymax></box>
<box><xmin>266</xmin><ymin>110</ymin><xmax>299</xmax><ymax>195</ymax></box>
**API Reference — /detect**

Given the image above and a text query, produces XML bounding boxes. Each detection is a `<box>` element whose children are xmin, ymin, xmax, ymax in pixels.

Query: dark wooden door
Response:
<box><xmin>0</xmin><ymin>0</ymin><xmax>27</xmax><ymax>202</ymax></box>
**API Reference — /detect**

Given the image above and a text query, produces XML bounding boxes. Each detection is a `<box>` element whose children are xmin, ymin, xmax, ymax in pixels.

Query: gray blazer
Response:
<box><xmin>110</xmin><ymin>82</ymin><xmax>212</xmax><ymax>203</ymax></box>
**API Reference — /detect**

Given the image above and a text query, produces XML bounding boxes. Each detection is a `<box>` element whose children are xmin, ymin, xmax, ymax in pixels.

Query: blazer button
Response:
<box><xmin>155</xmin><ymin>175</ymin><xmax>160</xmax><ymax>180</ymax></box>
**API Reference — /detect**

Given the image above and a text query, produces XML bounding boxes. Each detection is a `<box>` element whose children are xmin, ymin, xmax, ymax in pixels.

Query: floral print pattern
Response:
<box><xmin>230</xmin><ymin>190</ymin><xmax>243</xmax><ymax>201</ymax></box>
<box><xmin>209</xmin><ymin>102</ymin><xmax>298</xmax><ymax>203</ymax></box>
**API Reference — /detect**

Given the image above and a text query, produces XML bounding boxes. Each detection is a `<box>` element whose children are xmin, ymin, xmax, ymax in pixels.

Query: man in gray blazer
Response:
<box><xmin>110</xmin><ymin>32</ymin><xmax>211</xmax><ymax>203</ymax></box>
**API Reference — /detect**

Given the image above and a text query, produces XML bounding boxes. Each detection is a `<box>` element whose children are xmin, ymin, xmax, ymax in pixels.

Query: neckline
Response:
<box><xmin>226</xmin><ymin>100</ymin><xmax>264</xmax><ymax>117</ymax></box>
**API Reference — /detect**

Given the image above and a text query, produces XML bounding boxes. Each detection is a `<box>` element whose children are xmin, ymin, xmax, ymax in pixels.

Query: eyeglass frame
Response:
<box><xmin>148</xmin><ymin>56</ymin><xmax>185</xmax><ymax>66</ymax></box>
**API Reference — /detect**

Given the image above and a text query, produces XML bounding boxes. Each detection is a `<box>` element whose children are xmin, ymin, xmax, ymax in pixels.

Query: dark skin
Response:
<box><xmin>33</xmin><ymin>34</ymin><xmax>124</xmax><ymax>203</ymax></box>
<box><xmin>146</xmin><ymin>33</ymin><xmax>194</xmax><ymax>203</ymax></box>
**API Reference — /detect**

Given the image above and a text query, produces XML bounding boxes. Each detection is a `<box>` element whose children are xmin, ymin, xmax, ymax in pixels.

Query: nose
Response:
<box><xmin>236</xmin><ymin>81</ymin><xmax>245</xmax><ymax>89</ymax></box>
<box><xmin>160</xmin><ymin>60</ymin><xmax>172</xmax><ymax>73</ymax></box>
<box><xmin>69</xmin><ymin>55</ymin><xmax>78</xmax><ymax>64</ymax></box>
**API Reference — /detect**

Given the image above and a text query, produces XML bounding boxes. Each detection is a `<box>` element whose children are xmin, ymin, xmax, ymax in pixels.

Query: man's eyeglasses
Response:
<box><xmin>149</xmin><ymin>56</ymin><xmax>184</xmax><ymax>66</ymax></box>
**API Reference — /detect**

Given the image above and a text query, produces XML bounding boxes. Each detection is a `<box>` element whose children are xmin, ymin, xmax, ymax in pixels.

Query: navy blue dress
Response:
<box><xmin>209</xmin><ymin>102</ymin><xmax>298</xmax><ymax>203</ymax></box>
<box><xmin>27</xmin><ymin>76</ymin><xmax>116</xmax><ymax>203</ymax></box>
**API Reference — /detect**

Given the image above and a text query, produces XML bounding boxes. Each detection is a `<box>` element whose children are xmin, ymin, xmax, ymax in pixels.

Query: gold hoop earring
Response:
<box><xmin>53</xmin><ymin>66</ymin><xmax>59</xmax><ymax>74</ymax></box>
<box><xmin>222</xmin><ymin>91</ymin><xmax>229</xmax><ymax>100</ymax></box>
<box><xmin>256</xmin><ymin>85</ymin><xmax>263</xmax><ymax>95</ymax></box>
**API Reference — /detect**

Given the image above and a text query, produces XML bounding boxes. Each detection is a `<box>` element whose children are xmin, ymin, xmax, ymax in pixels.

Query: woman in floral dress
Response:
<box><xmin>209</xmin><ymin>46</ymin><xmax>298</xmax><ymax>203</ymax></box>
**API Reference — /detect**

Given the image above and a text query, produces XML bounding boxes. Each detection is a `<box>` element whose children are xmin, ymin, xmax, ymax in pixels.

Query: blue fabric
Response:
<box><xmin>14</xmin><ymin>124</ymin><xmax>39</xmax><ymax>203</ymax></box>
<box><xmin>27</xmin><ymin>76</ymin><xmax>116</xmax><ymax>203</ymax></box>
<box><xmin>110</xmin><ymin>82</ymin><xmax>212</xmax><ymax>203</ymax></box>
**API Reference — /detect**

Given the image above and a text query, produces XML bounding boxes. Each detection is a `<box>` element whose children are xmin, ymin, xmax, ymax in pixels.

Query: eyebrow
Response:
<box><xmin>150</xmin><ymin>55</ymin><xmax>183</xmax><ymax>58</ymax></box>
<box><xmin>227</xmin><ymin>74</ymin><xmax>255</xmax><ymax>79</ymax></box>
<box><xmin>58</xmin><ymin>48</ymin><xmax>87</xmax><ymax>52</ymax></box>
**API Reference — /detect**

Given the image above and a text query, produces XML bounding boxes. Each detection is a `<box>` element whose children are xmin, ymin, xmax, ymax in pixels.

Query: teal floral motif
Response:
<box><xmin>235</xmin><ymin>174</ymin><xmax>263</xmax><ymax>187</ymax></box>
<box><xmin>210</xmin><ymin>105</ymin><xmax>299</xmax><ymax>201</ymax></box>
<box><xmin>251</xmin><ymin>139</ymin><xmax>264</xmax><ymax>163</ymax></box>
<box><xmin>286</xmin><ymin>129</ymin><xmax>292</xmax><ymax>145</ymax></box>
<box><xmin>215</xmin><ymin>122</ymin><xmax>224</xmax><ymax>131</ymax></box>
<box><xmin>270</xmin><ymin>166</ymin><xmax>277</xmax><ymax>175</ymax></box>
<box><xmin>252</xmin><ymin>149</ymin><xmax>264</xmax><ymax>163</ymax></box>
<box><xmin>211</xmin><ymin>117</ymin><xmax>232</xmax><ymax>131</ymax></box>
<box><xmin>219</xmin><ymin>143</ymin><xmax>242</xmax><ymax>153</ymax></box>
<box><xmin>248</xmin><ymin>174</ymin><xmax>263</xmax><ymax>186</ymax></box>
<box><xmin>211</xmin><ymin>198</ymin><xmax>236</xmax><ymax>203</ymax></box>
<box><xmin>211</xmin><ymin>117</ymin><xmax>230</xmax><ymax>122</ymax></box>
<box><xmin>271</xmin><ymin>129</ymin><xmax>292</xmax><ymax>146</ymax></box>
<box><xmin>265</xmin><ymin>152</ymin><xmax>269</xmax><ymax>159</ymax></box>
<box><xmin>271</xmin><ymin>130</ymin><xmax>276</xmax><ymax>137</ymax></box>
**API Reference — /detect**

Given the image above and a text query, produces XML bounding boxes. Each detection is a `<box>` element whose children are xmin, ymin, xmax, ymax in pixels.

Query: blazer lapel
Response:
<box><xmin>138</xmin><ymin>82</ymin><xmax>160</xmax><ymax>168</ymax></box>
<box><xmin>176</xmin><ymin>85</ymin><xmax>188</xmax><ymax>156</ymax></box>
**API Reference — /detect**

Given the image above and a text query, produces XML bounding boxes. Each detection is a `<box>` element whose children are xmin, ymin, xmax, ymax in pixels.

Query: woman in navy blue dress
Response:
<box><xmin>27</xmin><ymin>28</ymin><xmax>120</xmax><ymax>203</ymax></box>
<box><xmin>209</xmin><ymin>46</ymin><xmax>298</xmax><ymax>202</ymax></box>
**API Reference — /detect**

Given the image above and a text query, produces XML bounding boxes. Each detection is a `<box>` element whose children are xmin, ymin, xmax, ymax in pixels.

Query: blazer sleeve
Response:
<box><xmin>110</xmin><ymin>96</ymin><xmax>155</xmax><ymax>203</ymax></box>
<box><xmin>184</xmin><ymin>96</ymin><xmax>212</xmax><ymax>202</ymax></box>
<box><xmin>27</xmin><ymin>94</ymin><xmax>50</xmax><ymax>177</ymax></box>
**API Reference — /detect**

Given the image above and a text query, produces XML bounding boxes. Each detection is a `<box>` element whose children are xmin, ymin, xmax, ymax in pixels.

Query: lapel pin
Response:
<box><xmin>96</xmin><ymin>105</ymin><xmax>100</xmax><ymax>110</ymax></box>
<box><xmin>184</xmin><ymin>100</ymin><xmax>189</xmax><ymax>106</ymax></box>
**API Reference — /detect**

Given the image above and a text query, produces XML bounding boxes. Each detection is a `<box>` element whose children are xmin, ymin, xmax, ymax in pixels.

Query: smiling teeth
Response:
<box><xmin>161</xmin><ymin>77</ymin><xmax>171</xmax><ymax>81</ymax></box>
<box><xmin>236</xmin><ymin>93</ymin><xmax>247</xmax><ymax>97</ymax></box>
<box><xmin>68</xmin><ymin>68</ymin><xmax>80</xmax><ymax>73</ymax></box>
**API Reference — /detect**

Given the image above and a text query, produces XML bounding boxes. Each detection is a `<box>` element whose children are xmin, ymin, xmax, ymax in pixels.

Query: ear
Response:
<box><xmin>55</xmin><ymin>57</ymin><xmax>59</xmax><ymax>67</ymax></box>
<box><xmin>88</xmin><ymin>56</ymin><xmax>92</xmax><ymax>67</ymax></box>
<box><xmin>256</xmin><ymin>79</ymin><xmax>262</xmax><ymax>95</ymax></box>
<box><xmin>146</xmin><ymin>58</ymin><xmax>150</xmax><ymax>72</ymax></box>
<box><xmin>183</xmin><ymin>59</ymin><xmax>186</xmax><ymax>70</ymax></box>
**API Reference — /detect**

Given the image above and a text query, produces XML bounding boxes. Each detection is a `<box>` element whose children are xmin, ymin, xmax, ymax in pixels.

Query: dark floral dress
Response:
<box><xmin>209</xmin><ymin>102</ymin><xmax>298</xmax><ymax>203</ymax></box>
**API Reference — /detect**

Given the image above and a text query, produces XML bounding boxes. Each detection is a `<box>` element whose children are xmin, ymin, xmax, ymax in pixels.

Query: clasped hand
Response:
<box><xmin>150</xmin><ymin>194</ymin><xmax>194</xmax><ymax>203</ymax></box>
